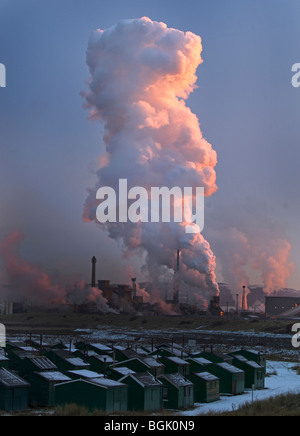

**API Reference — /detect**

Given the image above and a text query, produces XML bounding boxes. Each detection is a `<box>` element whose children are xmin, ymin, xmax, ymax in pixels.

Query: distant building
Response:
<box><xmin>265</xmin><ymin>296</ymin><xmax>300</xmax><ymax>317</ymax></box>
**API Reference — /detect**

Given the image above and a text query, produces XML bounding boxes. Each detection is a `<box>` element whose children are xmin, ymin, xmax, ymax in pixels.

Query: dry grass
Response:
<box><xmin>0</xmin><ymin>311</ymin><xmax>294</xmax><ymax>335</ymax></box>
<box><xmin>199</xmin><ymin>393</ymin><xmax>300</xmax><ymax>416</ymax></box>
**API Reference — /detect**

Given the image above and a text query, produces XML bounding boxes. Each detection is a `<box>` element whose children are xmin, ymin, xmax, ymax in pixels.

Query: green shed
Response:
<box><xmin>230</xmin><ymin>349</ymin><xmax>266</xmax><ymax>373</ymax></box>
<box><xmin>120</xmin><ymin>372</ymin><xmax>163</xmax><ymax>412</ymax></box>
<box><xmin>159</xmin><ymin>356</ymin><xmax>190</xmax><ymax>376</ymax></box>
<box><xmin>187</xmin><ymin>372</ymin><xmax>220</xmax><ymax>403</ymax></box>
<box><xmin>45</xmin><ymin>349</ymin><xmax>90</xmax><ymax>372</ymax></box>
<box><xmin>27</xmin><ymin>371</ymin><xmax>71</xmax><ymax>407</ymax></box>
<box><xmin>185</xmin><ymin>357</ymin><xmax>211</xmax><ymax>373</ymax></box>
<box><xmin>75</xmin><ymin>341</ymin><xmax>112</xmax><ymax>356</ymax></box>
<box><xmin>87</xmin><ymin>354</ymin><xmax>114</xmax><ymax>374</ymax></box>
<box><xmin>18</xmin><ymin>356</ymin><xmax>57</xmax><ymax>377</ymax></box>
<box><xmin>228</xmin><ymin>354</ymin><xmax>265</xmax><ymax>389</ymax></box>
<box><xmin>158</xmin><ymin>373</ymin><xmax>194</xmax><ymax>410</ymax></box>
<box><xmin>8</xmin><ymin>349</ymin><xmax>38</xmax><ymax>370</ymax></box>
<box><xmin>206</xmin><ymin>362</ymin><xmax>245</xmax><ymax>395</ymax></box>
<box><xmin>196</xmin><ymin>351</ymin><xmax>233</xmax><ymax>365</ymax></box>
<box><xmin>0</xmin><ymin>368</ymin><xmax>30</xmax><ymax>412</ymax></box>
<box><xmin>55</xmin><ymin>378</ymin><xmax>128</xmax><ymax>412</ymax></box>
<box><xmin>114</xmin><ymin>357</ymin><xmax>152</xmax><ymax>374</ymax></box>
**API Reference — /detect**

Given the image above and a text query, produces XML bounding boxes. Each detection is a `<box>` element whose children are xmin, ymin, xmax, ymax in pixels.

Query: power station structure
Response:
<box><xmin>87</xmin><ymin>253</ymin><xmax>224</xmax><ymax>316</ymax></box>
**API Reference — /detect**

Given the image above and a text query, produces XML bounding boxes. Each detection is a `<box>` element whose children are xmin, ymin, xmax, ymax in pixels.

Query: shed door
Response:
<box><xmin>113</xmin><ymin>388</ymin><xmax>122</xmax><ymax>412</ymax></box>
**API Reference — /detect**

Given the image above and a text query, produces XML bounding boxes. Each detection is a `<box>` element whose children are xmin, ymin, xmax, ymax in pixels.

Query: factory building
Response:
<box><xmin>265</xmin><ymin>296</ymin><xmax>300</xmax><ymax>317</ymax></box>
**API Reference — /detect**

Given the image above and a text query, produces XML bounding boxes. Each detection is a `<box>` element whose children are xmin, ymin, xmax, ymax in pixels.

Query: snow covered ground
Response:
<box><xmin>180</xmin><ymin>361</ymin><xmax>300</xmax><ymax>415</ymax></box>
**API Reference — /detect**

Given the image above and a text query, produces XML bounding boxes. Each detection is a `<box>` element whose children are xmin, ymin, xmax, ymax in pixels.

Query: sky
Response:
<box><xmin>0</xmin><ymin>0</ymin><xmax>300</xmax><ymax>293</ymax></box>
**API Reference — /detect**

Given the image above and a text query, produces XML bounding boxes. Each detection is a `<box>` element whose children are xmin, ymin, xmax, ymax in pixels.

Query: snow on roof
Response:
<box><xmin>194</xmin><ymin>372</ymin><xmax>219</xmax><ymax>382</ymax></box>
<box><xmin>90</xmin><ymin>343</ymin><xmax>112</xmax><ymax>352</ymax></box>
<box><xmin>90</xmin><ymin>378</ymin><xmax>126</xmax><ymax>388</ymax></box>
<box><xmin>160</xmin><ymin>373</ymin><xmax>193</xmax><ymax>388</ymax></box>
<box><xmin>0</xmin><ymin>368</ymin><xmax>30</xmax><ymax>388</ymax></box>
<box><xmin>166</xmin><ymin>356</ymin><xmax>189</xmax><ymax>365</ymax></box>
<box><xmin>28</xmin><ymin>356</ymin><xmax>57</xmax><ymax>370</ymax></box>
<box><xmin>65</xmin><ymin>357</ymin><xmax>90</xmax><ymax>367</ymax></box>
<box><xmin>113</xmin><ymin>367</ymin><xmax>136</xmax><ymax>375</ymax></box>
<box><xmin>143</xmin><ymin>357</ymin><xmax>164</xmax><ymax>368</ymax></box>
<box><xmin>37</xmin><ymin>371</ymin><xmax>72</xmax><ymax>382</ymax></box>
<box><xmin>188</xmin><ymin>357</ymin><xmax>211</xmax><ymax>365</ymax></box>
<box><xmin>216</xmin><ymin>362</ymin><xmax>244</xmax><ymax>374</ymax></box>
<box><xmin>68</xmin><ymin>370</ymin><xmax>104</xmax><ymax>379</ymax></box>
<box><xmin>130</xmin><ymin>372</ymin><xmax>162</xmax><ymax>388</ymax></box>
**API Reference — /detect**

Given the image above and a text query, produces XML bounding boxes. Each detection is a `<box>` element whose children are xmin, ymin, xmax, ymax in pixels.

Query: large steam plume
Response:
<box><xmin>207</xmin><ymin>199</ymin><xmax>295</xmax><ymax>300</ymax></box>
<box><xmin>82</xmin><ymin>17</ymin><xmax>219</xmax><ymax>300</ymax></box>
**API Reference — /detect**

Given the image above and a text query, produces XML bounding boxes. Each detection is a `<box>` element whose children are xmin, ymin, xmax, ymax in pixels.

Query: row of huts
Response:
<box><xmin>0</xmin><ymin>338</ymin><xmax>266</xmax><ymax>413</ymax></box>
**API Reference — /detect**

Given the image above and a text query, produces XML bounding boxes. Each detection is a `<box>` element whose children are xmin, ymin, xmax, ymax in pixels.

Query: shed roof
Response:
<box><xmin>215</xmin><ymin>362</ymin><xmax>244</xmax><ymax>374</ymax></box>
<box><xmin>164</xmin><ymin>356</ymin><xmax>189</xmax><ymax>366</ymax></box>
<box><xmin>35</xmin><ymin>371</ymin><xmax>72</xmax><ymax>382</ymax></box>
<box><xmin>0</xmin><ymin>368</ymin><xmax>30</xmax><ymax>388</ymax></box>
<box><xmin>120</xmin><ymin>372</ymin><xmax>162</xmax><ymax>388</ymax></box>
<box><xmin>159</xmin><ymin>373</ymin><xmax>193</xmax><ymax>388</ymax></box>
<box><xmin>193</xmin><ymin>372</ymin><xmax>220</xmax><ymax>382</ymax></box>
<box><xmin>187</xmin><ymin>357</ymin><xmax>211</xmax><ymax>365</ymax></box>
<box><xmin>55</xmin><ymin>378</ymin><xmax>126</xmax><ymax>390</ymax></box>
<box><xmin>25</xmin><ymin>356</ymin><xmax>57</xmax><ymax>371</ymax></box>
<box><xmin>90</xmin><ymin>343</ymin><xmax>112</xmax><ymax>352</ymax></box>
<box><xmin>90</xmin><ymin>378</ymin><xmax>126</xmax><ymax>388</ymax></box>
<box><xmin>68</xmin><ymin>370</ymin><xmax>104</xmax><ymax>379</ymax></box>
<box><xmin>111</xmin><ymin>367</ymin><xmax>136</xmax><ymax>376</ymax></box>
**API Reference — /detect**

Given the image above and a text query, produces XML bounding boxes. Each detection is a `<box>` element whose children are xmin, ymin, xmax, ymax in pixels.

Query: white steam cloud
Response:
<box><xmin>82</xmin><ymin>17</ymin><xmax>219</xmax><ymax>299</ymax></box>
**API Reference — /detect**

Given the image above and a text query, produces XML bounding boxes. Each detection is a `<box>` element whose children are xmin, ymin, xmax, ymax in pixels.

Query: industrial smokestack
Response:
<box><xmin>173</xmin><ymin>249</ymin><xmax>180</xmax><ymax>304</ymax></box>
<box><xmin>131</xmin><ymin>277</ymin><xmax>137</xmax><ymax>298</ymax></box>
<box><xmin>91</xmin><ymin>256</ymin><xmax>97</xmax><ymax>288</ymax></box>
<box><xmin>242</xmin><ymin>285</ymin><xmax>248</xmax><ymax>312</ymax></box>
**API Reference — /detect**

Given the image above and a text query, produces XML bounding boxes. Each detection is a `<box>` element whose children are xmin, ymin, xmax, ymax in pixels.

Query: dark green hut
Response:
<box><xmin>228</xmin><ymin>354</ymin><xmax>265</xmax><ymax>389</ymax></box>
<box><xmin>187</xmin><ymin>372</ymin><xmax>220</xmax><ymax>403</ymax></box>
<box><xmin>0</xmin><ymin>368</ymin><xmax>30</xmax><ymax>412</ymax></box>
<box><xmin>27</xmin><ymin>371</ymin><xmax>71</xmax><ymax>407</ymax></box>
<box><xmin>45</xmin><ymin>349</ymin><xmax>90</xmax><ymax>372</ymax></box>
<box><xmin>158</xmin><ymin>373</ymin><xmax>194</xmax><ymax>410</ymax></box>
<box><xmin>185</xmin><ymin>357</ymin><xmax>211</xmax><ymax>373</ymax></box>
<box><xmin>206</xmin><ymin>362</ymin><xmax>245</xmax><ymax>395</ymax></box>
<box><xmin>55</xmin><ymin>378</ymin><xmax>128</xmax><ymax>412</ymax></box>
<box><xmin>230</xmin><ymin>349</ymin><xmax>266</xmax><ymax>372</ymax></box>
<box><xmin>159</xmin><ymin>356</ymin><xmax>190</xmax><ymax>376</ymax></box>
<box><xmin>120</xmin><ymin>372</ymin><xmax>163</xmax><ymax>412</ymax></box>
<box><xmin>18</xmin><ymin>356</ymin><xmax>57</xmax><ymax>377</ymax></box>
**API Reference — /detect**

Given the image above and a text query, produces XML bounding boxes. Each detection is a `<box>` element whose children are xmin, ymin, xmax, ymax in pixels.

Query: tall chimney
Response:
<box><xmin>242</xmin><ymin>286</ymin><xmax>245</xmax><ymax>311</ymax></box>
<box><xmin>91</xmin><ymin>256</ymin><xmax>97</xmax><ymax>288</ymax></box>
<box><xmin>173</xmin><ymin>249</ymin><xmax>180</xmax><ymax>304</ymax></box>
<box><xmin>131</xmin><ymin>277</ymin><xmax>137</xmax><ymax>298</ymax></box>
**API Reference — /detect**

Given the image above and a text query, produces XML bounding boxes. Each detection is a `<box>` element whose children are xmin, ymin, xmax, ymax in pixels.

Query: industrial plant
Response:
<box><xmin>1</xmin><ymin>249</ymin><xmax>299</xmax><ymax>319</ymax></box>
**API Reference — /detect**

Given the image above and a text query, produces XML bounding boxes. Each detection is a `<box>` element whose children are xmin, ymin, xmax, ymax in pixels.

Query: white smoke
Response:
<box><xmin>82</xmin><ymin>17</ymin><xmax>219</xmax><ymax>300</ymax></box>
